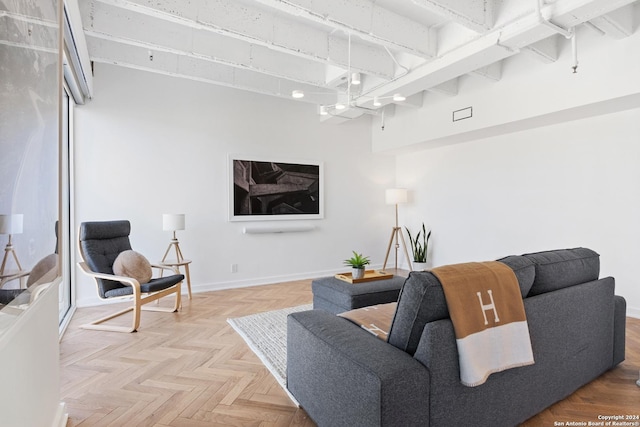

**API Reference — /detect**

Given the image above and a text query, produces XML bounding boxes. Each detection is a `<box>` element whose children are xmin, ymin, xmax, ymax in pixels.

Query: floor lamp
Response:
<box><xmin>382</xmin><ymin>189</ymin><xmax>412</xmax><ymax>272</ymax></box>
<box><xmin>0</xmin><ymin>214</ymin><xmax>24</xmax><ymax>275</ymax></box>
<box><xmin>161</xmin><ymin>214</ymin><xmax>186</xmax><ymax>262</ymax></box>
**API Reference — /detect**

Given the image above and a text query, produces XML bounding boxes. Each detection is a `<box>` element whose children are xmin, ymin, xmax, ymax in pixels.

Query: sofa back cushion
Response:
<box><xmin>496</xmin><ymin>255</ymin><xmax>536</xmax><ymax>297</ymax></box>
<box><xmin>524</xmin><ymin>248</ymin><xmax>600</xmax><ymax>296</ymax></box>
<box><xmin>387</xmin><ymin>255</ymin><xmax>535</xmax><ymax>355</ymax></box>
<box><xmin>387</xmin><ymin>271</ymin><xmax>445</xmax><ymax>355</ymax></box>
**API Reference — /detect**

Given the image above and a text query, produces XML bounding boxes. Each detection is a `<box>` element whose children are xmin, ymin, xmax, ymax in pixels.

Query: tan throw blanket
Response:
<box><xmin>338</xmin><ymin>303</ymin><xmax>397</xmax><ymax>341</ymax></box>
<box><xmin>432</xmin><ymin>261</ymin><xmax>534</xmax><ymax>387</ymax></box>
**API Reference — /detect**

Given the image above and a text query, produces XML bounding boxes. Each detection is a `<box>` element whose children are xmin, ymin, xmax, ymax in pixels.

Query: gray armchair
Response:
<box><xmin>78</xmin><ymin>220</ymin><xmax>183</xmax><ymax>332</ymax></box>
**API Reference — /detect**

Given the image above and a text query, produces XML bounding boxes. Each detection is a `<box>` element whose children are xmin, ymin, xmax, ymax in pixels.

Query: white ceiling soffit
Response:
<box><xmin>76</xmin><ymin>0</ymin><xmax>639</xmax><ymax>121</ymax></box>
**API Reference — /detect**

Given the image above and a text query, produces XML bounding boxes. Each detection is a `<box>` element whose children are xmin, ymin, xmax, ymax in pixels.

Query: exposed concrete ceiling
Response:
<box><xmin>78</xmin><ymin>0</ymin><xmax>639</xmax><ymax>122</ymax></box>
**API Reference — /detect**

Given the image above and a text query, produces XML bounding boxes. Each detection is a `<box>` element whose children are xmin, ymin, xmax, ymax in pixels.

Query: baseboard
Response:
<box><xmin>76</xmin><ymin>264</ymin><xmax>386</xmax><ymax>307</ymax></box>
<box><xmin>185</xmin><ymin>263</ymin><xmax>387</xmax><ymax>294</ymax></box>
<box><xmin>59</xmin><ymin>305</ymin><xmax>76</xmax><ymax>338</ymax></box>
<box><xmin>52</xmin><ymin>402</ymin><xmax>68</xmax><ymax>427</ymax></box>
<box><xmin>627</xmin><ymin>305</ymin><xmax>640</xmax><ymax>319</ymax></box>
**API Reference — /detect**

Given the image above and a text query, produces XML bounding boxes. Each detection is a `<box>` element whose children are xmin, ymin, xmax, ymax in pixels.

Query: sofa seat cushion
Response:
<box><xmin>524</xmin><ymin>248</ymin><xmax>599</xmax><ymax>296</ymax></box>
<box><xmin>388</xmin><ymin>255</ymin><xmax>534</xmax><ymax>355</ymax></box>
<box><xmin>103</xmin><ymin>274</ymin><xmax>185</xmax><ymax>298</ymax></box>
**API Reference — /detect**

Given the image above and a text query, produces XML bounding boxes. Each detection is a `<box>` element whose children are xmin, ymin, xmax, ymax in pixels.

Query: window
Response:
<box><xmin>59</xmin><ymin>84</ymin><xmax>73</xmax><ymax>327</ymax></box>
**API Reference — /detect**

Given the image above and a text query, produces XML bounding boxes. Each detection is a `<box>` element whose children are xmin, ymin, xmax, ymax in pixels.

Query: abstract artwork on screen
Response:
<box><xmin>229</xmin><ymin>157</ymin><xmax>323</xmax><ymax>221</ymax></box>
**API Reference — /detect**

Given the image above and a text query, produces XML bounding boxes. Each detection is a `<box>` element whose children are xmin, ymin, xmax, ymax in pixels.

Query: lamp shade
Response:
<box><xmin>385</xmin><ymin>188</ymin><xmax>408</xmax><ymax>205</ymax></box>
<box><xmin>163</xmin><ymin>214</ymin><xmax>185</xmax><ymax>231</ymax></box>
<box><xmin>0</xmin><ymin>214</ymin><xmax>23</xmax><ymax>234</ymax></box>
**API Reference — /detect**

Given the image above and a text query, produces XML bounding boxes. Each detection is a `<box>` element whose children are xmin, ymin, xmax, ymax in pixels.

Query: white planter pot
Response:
<box><xmin>352</xmin><ymin>267</ymin><xmax>365</xmax><ymax>280</ymax></box>
<box><xmin>412</xmin><ymin>262</ymin><xmax>428</xmax><ymax>271</ymax></box>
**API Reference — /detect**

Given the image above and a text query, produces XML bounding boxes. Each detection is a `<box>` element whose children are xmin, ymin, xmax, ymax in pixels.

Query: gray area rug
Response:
<box><xmin>227</xmin><ymin>304</ymin><xmax>312</xmax><ymax>403</ymax></box>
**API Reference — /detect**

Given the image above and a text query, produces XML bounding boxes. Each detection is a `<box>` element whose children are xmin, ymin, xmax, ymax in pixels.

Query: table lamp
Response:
<box><xmin>161</xmin><ymin>214</ymin><xmax>186</xmax><ymax>262</ymax></box>
<box><xmin>382</xmin><ymin>189</ymin><xmax>412</xmax><ymax>271</ymax></box>
<box><xmin>0</xmin><ymin>214</ymin><xmax>24</xmax><ymax>275</ymax></box>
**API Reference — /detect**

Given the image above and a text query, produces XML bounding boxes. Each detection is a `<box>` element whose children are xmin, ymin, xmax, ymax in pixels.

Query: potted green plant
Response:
<box><xmin>343</xmin><ymin>251</ymin><xmax>371</xmax><ymax>280</ymax></box>
<box><xmin>405</xmin><ymin>223</ymin><xmax>431</xmax><ymax>271</ymax></box>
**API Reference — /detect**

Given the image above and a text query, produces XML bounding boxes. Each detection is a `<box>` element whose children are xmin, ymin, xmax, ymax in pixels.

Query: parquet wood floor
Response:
<box><xmin>61</xmin><ymin>280</ymin><xmax>315</xmax><ymax>427</ymax></box>
<box><xmin>61</xmin><ymin>278</ymin><xmax>640</xmax><ymax>427</ymax></box>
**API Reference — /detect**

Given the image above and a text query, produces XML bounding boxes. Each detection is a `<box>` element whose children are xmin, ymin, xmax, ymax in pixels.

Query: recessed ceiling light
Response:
<box><xmin>335</xmin><ymin>103</ymin><xmax>346</xmax><ymax>110</ymax></box>
<box><xmin>393</xmin><ymin>93</ymin><xmax>406</xmax><ymax>102</ymax></box>
<box><xmin>292</xmin><ymin>90</ymin><xmax>304</xmax><ymax>99</ymax></box>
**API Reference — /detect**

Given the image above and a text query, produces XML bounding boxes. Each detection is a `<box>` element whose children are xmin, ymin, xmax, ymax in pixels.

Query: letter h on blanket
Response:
<box><xmin>476</xmin><ymin>290</ymin><xmax>500</xmax><ymax>325</ymax></box>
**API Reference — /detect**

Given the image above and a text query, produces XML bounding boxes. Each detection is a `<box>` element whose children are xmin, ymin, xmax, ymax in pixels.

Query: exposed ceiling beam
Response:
<box><xmin>250</xmin><ymin>0</ymin><xmax>435</xmax><ymax>58</ymax></box>
<box><xmin>588</xmin><ymin>5</ymin><xmax>635</xmax><ymax>39</ymax></box>
<box><xmin>363</xmin><ymin>32</ymin><xmax>515</xmax><ymax>103</ymax></box>
<box><xmin>87</xmin><ymin>36</ymin><xmax>344</xmax><ymax>105</ymax></box>
<box><xmin>495</xmin><ymin>0</ymin><xmax>638</xmax><ymax>49</ymax></box>
<box><xmin>432</xmin><ymin>21</ymin><xmax>483</xmax><ymax>56</ymax></box>
<box><xmin>393</xmin><ymin>93</ymin><xmax>424</xmax><ymax>109</ymax></box>
<box><xmin>523</xmin><ymin>36</ymin><xmax>559</xmax><ymax>63</ymax></box>
<box><xmin>540</xmin><ymin>0</ymin><xmax>639</xmax><ymax>28</ymax></box>
<box><xmin>88</xmin><ymin>0</ymin><xmax>396</xmax><ymax>79</ymax></box>
<box><xmin>411</xmin><ymin>0</ymin><xmax>494</xmax><ymax>33</ymax></box>
<box><xmin>363</xmin><ymin>0</ymin><xmax>636</xmax><ymax>101</ymax></box>
<box><xmin>83</xmin><ymin>24</ymin><xmax>331</xmax><ymax>88</ymax></box>
<box><xmin>472</xmin><ymin>61</ymin><xmax>502</xmax><ymax>81</ymax></box>
<box><xmin>428</xmin><ymin>79</ymin><xmax>459</xmax><ymax>96</ymax></box>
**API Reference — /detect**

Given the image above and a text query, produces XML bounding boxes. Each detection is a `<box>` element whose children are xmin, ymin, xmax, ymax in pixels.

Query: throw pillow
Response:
<box><xmin>113</xmin><ymin>250</ymin><xmax>153</xmax><ymax>285</ymax></box>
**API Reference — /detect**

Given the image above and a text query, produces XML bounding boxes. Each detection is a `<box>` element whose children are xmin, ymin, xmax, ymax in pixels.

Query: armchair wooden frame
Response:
<box><xmin>78</xmin><ymin>246</ymin><xmax>182</xmax><ymax>333</ymax></box>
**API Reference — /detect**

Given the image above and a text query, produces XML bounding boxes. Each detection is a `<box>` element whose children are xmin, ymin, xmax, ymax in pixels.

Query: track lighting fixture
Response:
<box><xmin>309</xmin><ymin>92</ymin><xmax>408</xmax><ymax>116</ymax></box>
<box><xmin>291</xmin><ymin>31</ymin><xmax>411</xmax><ymax>117</ymax></box>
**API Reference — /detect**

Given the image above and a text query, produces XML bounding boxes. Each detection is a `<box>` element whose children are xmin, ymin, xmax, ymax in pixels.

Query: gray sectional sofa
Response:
<box><xmin>287</xmin><ymin>248</ymin><xmax>626</xmax><ymax>427</ymax></box>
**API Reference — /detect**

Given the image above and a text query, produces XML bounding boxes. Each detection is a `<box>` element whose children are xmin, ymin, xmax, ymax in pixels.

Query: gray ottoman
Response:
<box><xmin>312</xmin><ymin>275</ymin><xmax>406</xmax><ymax>314</ymax></box>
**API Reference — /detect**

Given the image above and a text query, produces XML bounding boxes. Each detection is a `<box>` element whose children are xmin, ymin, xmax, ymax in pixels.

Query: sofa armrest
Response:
<box><xmin>287</xmin><ymin>310</ymin><xmax>431</xmax><ymax>427</ymax></box>
<box><xmin>613</xmin><ymin>295</ymin><xmax>626</xmax><ymax>366</ymax></box>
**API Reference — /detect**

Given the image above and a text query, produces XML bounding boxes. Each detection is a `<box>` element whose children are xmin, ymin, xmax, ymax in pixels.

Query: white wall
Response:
<box><xmin>73</xmin><ymin>64</ymin><xmax>396</xmax><ymax>307</ymax></box>
<box><xmin>396</xmin><ymin>107</ymin><xmax>640</xmax><ymax>316</ymax></box>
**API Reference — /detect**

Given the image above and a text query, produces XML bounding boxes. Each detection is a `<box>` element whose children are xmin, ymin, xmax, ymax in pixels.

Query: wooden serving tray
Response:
<box><xmin>335</xmin><ymin>269</ymin><xmax>394</xmax><ymax>284</ymax></box>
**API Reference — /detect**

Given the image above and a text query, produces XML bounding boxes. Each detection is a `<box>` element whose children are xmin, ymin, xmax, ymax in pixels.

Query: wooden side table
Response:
<box><xmin>158</xmin><ymin>259</ymin><xmax>192</xmax><ymax>299</ymax></box>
